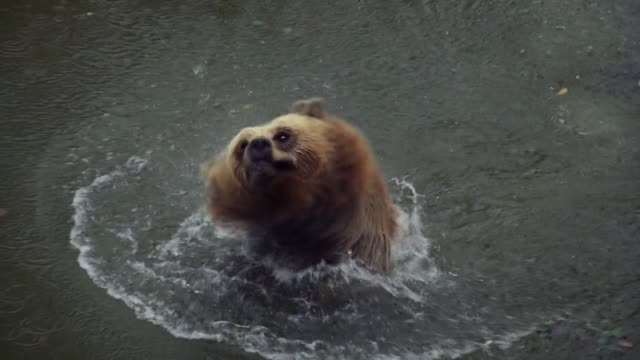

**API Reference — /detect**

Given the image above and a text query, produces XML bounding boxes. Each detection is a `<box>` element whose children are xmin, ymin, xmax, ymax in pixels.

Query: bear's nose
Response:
<box><xmin>248</xmin><ymin>137</ymin><xmax>272</xmax><ymax>160</ymax></box>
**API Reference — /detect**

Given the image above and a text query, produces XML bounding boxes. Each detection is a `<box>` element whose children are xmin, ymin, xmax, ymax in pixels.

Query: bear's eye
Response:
<box><xmin>274</xmin><ymin>132</ymin><xmax>290</xmax><ymax>143</ymax></box>
<box><xmin>239</xmin><ymin>140</ymin><xmax>249</xmax><ymax>152</ymax></box>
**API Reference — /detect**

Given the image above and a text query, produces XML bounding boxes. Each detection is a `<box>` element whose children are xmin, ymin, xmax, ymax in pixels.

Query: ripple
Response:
<box><xmin>0</xmin><ymin>37</ymin><xmax>30</xmax><ymax>58</ymax></box>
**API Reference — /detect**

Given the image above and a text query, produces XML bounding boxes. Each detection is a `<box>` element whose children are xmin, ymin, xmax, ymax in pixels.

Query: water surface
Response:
<box><xmin>1</xmin><ymin>0</ymin><xmax>639</xmax><ymax>359</ymax></box>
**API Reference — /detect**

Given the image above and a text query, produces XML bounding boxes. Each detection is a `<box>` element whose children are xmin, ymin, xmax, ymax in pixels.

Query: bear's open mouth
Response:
<box><xmin>272</xmin><ymin>159</ymin><xmax>296</xmax><ymax>171</ymax></box>
<box><xmin>248</xmin><ymin>158</ymin><xmax>296</xmax><ymax>178</ymax></box>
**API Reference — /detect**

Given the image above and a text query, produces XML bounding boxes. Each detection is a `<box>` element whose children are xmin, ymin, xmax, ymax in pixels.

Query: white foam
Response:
<box><xmin>115</xmin><ymin>228</ymin><xmax>138</xmax><ymax>253</ymax></box>
<box><xmin>156</xmin><ymin>210</ymin><xmax>209</xmax><ymax>258</ymax></box>
<box><xmin>71</xmin><ymin>172</ymin><xmax>120</xmax><ymax>247</ymax></box>
<box><xmin>371</xmin><ymin>326</ymin><xmax>539</xmax><ymax>360</ymax></box>
<box><xmin>70</xmin><ymin>156</ymin><xmax>148</xmax><ymax>290</ymax></box>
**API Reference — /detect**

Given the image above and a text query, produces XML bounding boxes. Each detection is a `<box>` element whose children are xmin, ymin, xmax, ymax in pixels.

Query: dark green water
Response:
<box><xmin>1</xmin><ymin>0</ymin><xmax>639</xmax><ymax>359</ymax></box>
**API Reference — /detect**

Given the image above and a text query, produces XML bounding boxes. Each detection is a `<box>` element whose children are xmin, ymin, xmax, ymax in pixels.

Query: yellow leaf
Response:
<box><xmin>556</xmin><ymin>87</ymin><xmax>568</xmax><ymax>95</ymax></box>
<box><xmin>243</xmin><ymin>104</ymin><xmax>253</xmax><ymax>109</ymax></box>
<box><xmin>618</xmin><ymin>340</ymin><xmax>633</xmax><ymax>348</ymax></box>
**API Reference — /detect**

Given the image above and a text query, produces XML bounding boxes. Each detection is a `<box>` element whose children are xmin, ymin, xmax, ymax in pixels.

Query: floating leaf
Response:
<box><xmin>618</xmin><ymin>340</ymin><xmax>633</xmax><ymax>348</ymax></box>
<box><xmin>0</xmin><ymin>208</ymin><xmax>6</xmax><ymax>217</ymax></box>
<box><xmin>243</xmin><ymin>104</ymin><xmax>253</xmax><ymax>110</ymax></box>
<box><xmin>556</xmin><ymin>87</ymin><xmax>569</xmax><ymax>95</ymax></box>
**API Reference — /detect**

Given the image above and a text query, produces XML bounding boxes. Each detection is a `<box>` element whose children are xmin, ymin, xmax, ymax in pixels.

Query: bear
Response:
<box><xmin>204</xmin><ymin>97</ymin><xmax>398</xmax><ymax>272</ymax></box>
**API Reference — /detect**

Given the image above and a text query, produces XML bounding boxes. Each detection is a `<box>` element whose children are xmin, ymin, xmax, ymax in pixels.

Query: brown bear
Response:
<box><xmin>204</xmin><ymin>98</ymin><xmax>398</xmax><ymax>272</ymax></box>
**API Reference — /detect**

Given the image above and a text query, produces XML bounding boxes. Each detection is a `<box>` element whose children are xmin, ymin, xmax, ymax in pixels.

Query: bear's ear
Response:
<box><xmin>290</xmin><ymin>97</ymin><xmax>325</xmax><ymax>119</ymax></box>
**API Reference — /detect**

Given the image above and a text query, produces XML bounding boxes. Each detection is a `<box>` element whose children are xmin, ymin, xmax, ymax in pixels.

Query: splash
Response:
<box><xmin>70</xmin><ymin>157</ymin><xmax>540</xmax><ymax>360</ymax></box>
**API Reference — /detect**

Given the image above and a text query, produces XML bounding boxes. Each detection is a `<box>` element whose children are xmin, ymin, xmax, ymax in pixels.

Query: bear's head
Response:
<box><xmin>225</xmin><ymin>98</ymin><xmax>333</xmax><ymax>187</ymax></box>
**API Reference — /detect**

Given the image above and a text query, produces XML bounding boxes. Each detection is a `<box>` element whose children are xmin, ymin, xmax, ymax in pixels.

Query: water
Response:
<box><xmin>1</xmin><ymin>0</ymin><xmax>639</xmax><ymax>359</ymax></box>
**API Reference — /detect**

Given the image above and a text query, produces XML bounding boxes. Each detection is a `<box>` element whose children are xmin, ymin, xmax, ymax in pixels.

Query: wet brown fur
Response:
<box><xmin>204</xmin><ymin>98</ymin><xmax>398</xmax><ymax>272</ymax></box>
